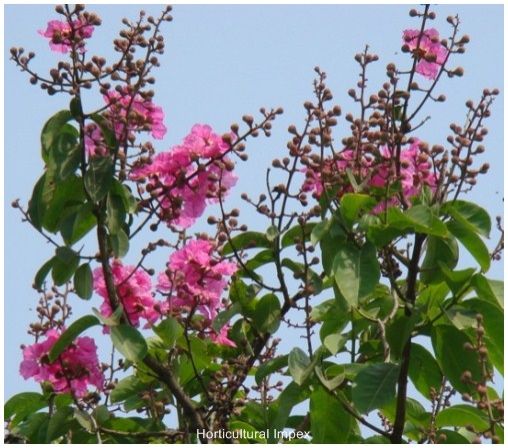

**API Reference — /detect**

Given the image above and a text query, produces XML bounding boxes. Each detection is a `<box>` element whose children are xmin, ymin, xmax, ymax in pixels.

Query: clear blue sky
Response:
<box><xmin>4</xmin><ymin>4</ymin><xmax>503</xmax><ymax>402</ymax></box>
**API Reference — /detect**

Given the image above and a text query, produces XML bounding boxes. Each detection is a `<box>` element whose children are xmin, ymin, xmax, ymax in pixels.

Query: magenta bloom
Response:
<box><xmin>157</xmin><ymin>238</ymin><xmax>237</xmax><ymax>346</ymax></box>
<box><xmin>84</xmin><ymin>123</ymin><xmax>109</xmax><ymax>157</ymax></box>
<box><xmin>20</xmin><ymin>330</ymin><xmax>104</xmax><ymax>397</ymax></box>
<box><xmin>131</xmin><ymin>124</ymin><xmax>237</xmax><ymax>229</ymax></box>
<box><xmin>104</xmin><ymin>88</ymin><xmax>167</xmax><ymax>141</ymax></box>
<box><xmin>39</xmin><ymin>19</ymin><xmax>94</xmax><ymax>53</ymax></box>
<box><xmin>93</xmin><ymin>260</ymin><xmax>161</xmax><ymax>328</ymax></box>
<box><xmin>403</xmin><ymin>28</ymin><xmax>448</xmax><ymax>80</ymax></box>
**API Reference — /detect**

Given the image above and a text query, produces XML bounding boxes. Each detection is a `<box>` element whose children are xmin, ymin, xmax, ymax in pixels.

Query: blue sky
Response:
<box><xmin>4</xmin><ymin>4</ymin><xmax>503</xmax><ymax>404</ymax></box>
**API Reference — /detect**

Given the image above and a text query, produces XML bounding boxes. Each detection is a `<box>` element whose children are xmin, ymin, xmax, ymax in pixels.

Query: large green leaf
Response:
<box><xmin>447</xmin><ymin>220</ymin><xmax>490</xmax><ymax>272</ymax></box>
<box><xmin>386</xmin><ymin>312</ymin><xmax>419</xmax><ymax>360</ymax></box>
<box><xmin>111</xmin><ymin>325</ymin><xmax>148</xmax><ymax>362</ymax></box>
<box><xmin>154</xmin><ymin>317</ymin><xmax>183</xmax><ymax>348</ymax></box>
<box><xmin>27</xmin><ymin>174</ymin><xmax>48</xmax><ymax>230</ymax></box>
<box><xmin>420</xmin><ymin>235</ymin><xmax>458</xmax><ymax>284</ymax></box>
<box><xmin>222</xmin><ymin>232</ymin><xmax>271</xmax><ymax>255</ymax></box>
<box><xmin>253</xmin><ymin>294</ymin><xmax>281</xmax><ymax>334</ymax></box>
<box><xmin>269</xmin><ymin>382</ymin><xmax>308</xmax><ymax>442</ymax></box>
<box><xmin>472</xmin><ymin>275</ymin><xmax>503</xmax><ymax>310</ymax></box>
<box><xmin>34</xmin><ymin>258</ymin><xmax>55</xmax><ymax>290</ymax></box>
<box><xmin>431</xmin><ymin>325</ymin><xmax>482</xmax><ymax>394</ymax></box>
<box><xmin>255</xmin><ymin>355</ymin><xmax>288</xmax><ymax>386</ymax></box>
<box><xmin>46</xmin><ymin>406</ymin><xmax>74</xmax><ymax>442</ymax></box>
<box><xmin>443</xmin><ymin>200</ymin><xmax>491</xmax><ymax>238</ymax></box>
<box><xmin>51</xmin><ymin>246</ymin><xmax>80</xmax><ymax>286</ymax></box>
<box><xmin>288</xmin><ymin>347</ymin><xmax>311</xmax><ymax>386</ymax></box>
<box><xmin>48</xmin><ymin>315</ymin><xmax>100</xmax><ymax>362</ymax></box>
<box><xmin>42</xmin><ymin>175</ymin><xmax>85</xmax><ymax>233</ymax></box>
<box><xmin>333</xmin><ymin>242</ymin><xmax>380</xmax><ymax>307</ymax></box>
<box><xmin>408</xmin><ymin>343</ymin><xmax>443</xmax><ymax>398</ymax></box>
<box><xmin>340</xmin><ymin>193</ymin><xmax>377</xmax><ymax>228</ymax></box>
<box><xmin>84</xmin><ymin>156</ymin><xmax>114</xmax><ymax>203</ymax></box>
<box><xmin>40</xmin><ymin>110</ymin><xmax>73</xmax><ymax>162</ymax></box>
<box><xmin>59</xmin><ymin>203</ymin><xmax>96</xmax><ymax>246</ymax></box>
<box><xmin>352</xmin><ymin>363</ymin><xmax>399</xmax><ymax>414</ymax></box>
<box><xmin>110</xmin><ymin>376</ymin><xmax>150</xmax><ymax>404</ymax></box>
<box><xmin>281</xmin><ymin>222</ymin><xmax>316</xmax><ymax>248</ymax></box>
<box><xmin>310</xmin><ymin>386</ymin><xmax>353</xmax><ymax>443</ymax></box>
<box><xmin>5</xmin><ymin>392</ymin><xmax>47</xmax><ymax>426</ymax></box>
<box><xmin>387</xmin><ymin>205</ymin><xmax>448</xmax><ymax>237</ymax></box>
<box><xmin>436</xmin><ymin>405</ymin><xmax>490</xmax><ymax>432</ymax></box>
<box><xmin>73</xmin><ymin>264</ymin><xmax>93</xmax><ymax>300</ymax></box>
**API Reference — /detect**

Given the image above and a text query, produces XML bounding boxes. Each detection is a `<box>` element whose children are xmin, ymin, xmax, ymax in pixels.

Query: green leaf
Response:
<box><xmin>14</xmin><ymin>412</ymin><xmax>49</xmax><ymax>443</ymax></box>
<box><xmin>212</xmin><ymin>303</ymin><xmax>241</xmax><ymax>333</ymax></box>
<box><xmin>59</xmin><ymin>203</ymin><xmax>97</xmax><ymax>246</ymax></box>
<box><xmin>315</xmin><ymin>365</ymin><xmax>345</xmax><ymax>391</ymax></box>
<box><xmin>73</xmin><ymin>264</ymin><xmax>93</xmax><ymax>300</ymax></box>
<box><xmin>443</xmin><ymin>200</ymin><xmax>491</xmax><ymax>238</ymax></box>
<box><xmin>388</xmin><ymin>205</ymin><xmax>448</xmax><ymax>237</ymax></box>
<box><xmin>420</xmin><ymin>235</ymin><xmax>459</xmax><ymax>284</ymax></box>
<box><xmin>352</xmin><ymin>363</ymin><xmax>399</xmax><ymax>414</ymax></box>
<box><xmin>447</xmin><ymin>220</ymin><xmax>490</xmax><ymax>272</ymax></box>
<box><xmin>92</xmin><ymin>305</ymin><xmax>123</xmax><ymax>327</ymax></box>
<box><xmin>34</xmin><ymin>258</ymin><xmax>54</xmax><ymax>290</ymax></box>
<box><xmin>51</xmin><ymin>246</ymin><xmax>80</xmax><ymax>286</ymax></box>
<box><xmin>281</xmin><ymin>222</ymin><xmax>316</xmax><ymax>248</ymax></box>
<box><xmin>472</xmin><ymin>274</ymin><xmax>503</xmax><ymax>310</ymax></box>
<box><xmin>41</xmin><ymin>110</ymin><xmax>73</xmax><ymax>162</ymax></box>
<box><xmin>241</xmin><ymin>249</ymin><xmax>275</xmax><ymax>275</ymax></box>
<box><xmin>111</xmin><ymin>325</ymin><xmax>148</xmax><ymax>362</ymax></box>
<box><xmin>74</xmin><ymin>408</ymin><xmax>94</xmax><ymax>432</ymax></box>
<box><xmin>269</xmin><ymin>382</ymin><xmax>308</xmax><ymax>441</ymax></box>
<box><xmin>431</xmin><ymin>325</ymin><xmax>482</xmax><ymax>393</ymax></box>
<box><xmin>333</xmin><ymin>242</ymin><xmax>380</xmax><ymax>307</ymax></box>
<box><xmin>110</xmin><ymin>376</ymin><xmax>149</xmax><ymax>404</ymax></box>
<box><xmin>435</xmin><ymin>429</ymin><xmax>471</xmax><ymax>444</ymax></box>
<box><xmin>154</xmin><ymin>317</ymin><xmax>183</xmax><ymax>348</ymax></box>
<box><xmin>46</xmin><ymin>406</ymin><xmax>73</xmax><ymax>442</ymax></box>
<box><xmin>84</xmin><ymin>156</ymin><xmax>114</xmax><ymax>203</ymax></box>
<box><xmin>310</xmin><ymin>386</ymin><xmax>353</xmax><ymax>443</ymax></box>
<box><xmin>288</xmin><ymin>347</ymin><xmax>311</xmax><ymax>386</ymax></box>
<box><xmin>42</xmin><ymin>175</ymin><xmax>85</xmax><ymax>233</ymax></box>
<box><xmin>310</xmin><ymin>219</ymin><xmax>331</xmax><ymax>246</ymax></box>
<box><xmin>48</xmin><ymin>315</ymin><xmax>100</xmax><ymax>362</ymax></box>
<box><xmin>28</xmin><ymin>174</ymin><xmax>48</xmax><ymax>230</ymax></box>
<box><xmin>340</xmin><ymin>193</ymin><xmax>377</xmax><ymax>227</ymax></box>
<box><xmin>253</xmin><ymin>294</ymin><xmax>281</xmax><ymax>334</ymax></box>
<box><xmin>408</xmin><ymin>343</ymin><xmax>443</xmax><ymax>399</ymax></box>
<box><xmin>109</xmin><ymin>228</ymin><xmax>129</xmax><ymax>258</ymax></box>
<box><xmin>222</xmin><ymin>232</ymin><xmax>271</xmax><ymax>255</ymax></box>
<box><xmin>5</xmin><ymin>392</ymin><xmax>47</xmax><ymax>426</ymax></box>
<box><xmin>255</xmin><ymin>355</ymin><xmax>289</xmax><ymax>385</ymax></box>
<box><xmin>107</xmin><ymin>193</ymin><xmax>127</xmax><ymax>235</ymax></box>
<box><xmin>436</xmin><ymin>405</ymin><xmax>490</xmax><ymax>432</ymax></box>
<box><xmin>386</xmin><ymin>313</ymin><xmax>419</xmax><ymax>360</ymax></box>
<box><xmin>323</xmin><ymin>333</ymin><xmax>348</xmax><ymax>355</ymax></box>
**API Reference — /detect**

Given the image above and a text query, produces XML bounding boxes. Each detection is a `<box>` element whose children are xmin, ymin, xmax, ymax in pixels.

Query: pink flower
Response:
<box><xmin>104</xmin><ymin>88</ymin><xmax>167</xmax><ymax>141</ymax></box>
<box><xmin>20</xmin><ymin>329</ymin><xmax>104</xmax><ymax>397</ymax></box>
<box><xmin>39</xmin><ymin>19</ymin><xmax>94</xmax><ymax>54</ymax></box>
<box><xmin>403</xmin><ymin>28</ymin><xmax>448</xmax><ymax>80</ymax></box>
<box><xmin>131</xmin><ymin>124</ymin><xmax>237</xmax><ymax>229</ymax></box>
<box><xmin>157</xmin><ymin>238</ymin><xmax>237</xmax><ymax>346</ymax></box>
<box><xmin>93</xmin><ymin>260</ymin><xmax>161</xmax><ymax>328</ymax></box>
<box><xmin>84</xmin><ymin>123</ymin><xmax>108</xmax><ymax>157</ymax></box>
<box><xmin>210</xmin><ymin>325</ymin><xmax>236</xmax><ymax>348</ymax></box>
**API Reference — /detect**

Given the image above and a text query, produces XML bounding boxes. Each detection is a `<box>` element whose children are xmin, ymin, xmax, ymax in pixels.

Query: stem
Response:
<box><xmin>390</xmin><ymin>233</ymin><xmax>425</xmax><ymax>443</ymax></box>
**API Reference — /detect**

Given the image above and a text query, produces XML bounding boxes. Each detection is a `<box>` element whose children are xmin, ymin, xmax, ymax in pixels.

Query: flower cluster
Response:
<box><xmin>303</xmin><ymin>139</ymin><xmax>436</xmax><ymax>210</ymax></box>
<box><xmin>93</xmin><ymin>260</ymin><xmax>160</xmax><ymax>328</ymax></box>
<box><xmin>403</xmin><ymin>28</ymin><xmax>448</xmax><ymax>80</ymax></box>
<box><xmin>157</xmin><ymin>238</ymin><xmax>238</xmax><ymax>347</ymax></box>
<box><xmin>104</xmin><ymin>88</ymin><xmax>167</xmax><ymax>141</ymax></box>
<box><xmin>131</xmin><ymin>124</ymin><xmax>237</xmax><ymax>229</ymax></box>
<box><xmin>39</xmin><ymin>19</ymin><xmax>94</xmax><ymax>54</ymax></box>
<box><xmin>20</xmin><ymin>330</ymin><xmax>104</xmax><ymax>397</ymax></box>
